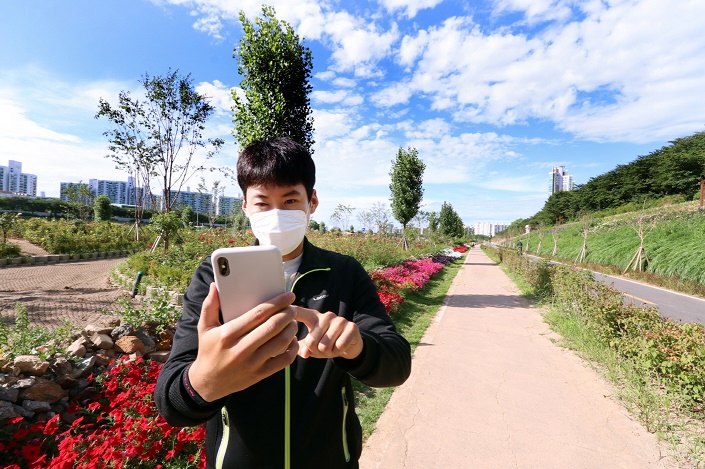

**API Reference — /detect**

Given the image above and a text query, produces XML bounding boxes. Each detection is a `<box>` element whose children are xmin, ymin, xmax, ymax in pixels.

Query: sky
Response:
<box><xmin>2</xmin><ymin>0</ymin><xmax>705</xmax><ymax>229</ymax></box>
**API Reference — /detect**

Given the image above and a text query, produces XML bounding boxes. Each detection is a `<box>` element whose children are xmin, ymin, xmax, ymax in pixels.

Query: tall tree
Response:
<box><xmin>97</xmin><ymin>69</ymin><xmax>223</xmax><ymax>250</ymax></box>
<box><xmin>389</xmin><ymin>146</ymin><xmax>425</xmax><ymax>250</ymax></box>
<box><xmin>439</xmin><ymin>202</ymin><xmax>464</xmax><ymax>238</ymax></box>
<box><xmin>232</xmin><ymin>6</ymin><xmax>314</xmax><ymax>152</ymax></box>
<box><xmin>61</xmin><ymin>181</ymin><xmax>95</xmax><ymax>220</ymax></box>
<box><xmin>93</xmin><ymin>195</ymin><xmax>112</xmax><ymax>221</ymax></box>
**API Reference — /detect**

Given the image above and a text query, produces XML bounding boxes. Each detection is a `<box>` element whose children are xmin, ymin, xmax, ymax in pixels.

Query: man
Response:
<box><xmin>155</xmin><ymin>137</ymin><xmax>411</xmax><ymax>468</ymax></box>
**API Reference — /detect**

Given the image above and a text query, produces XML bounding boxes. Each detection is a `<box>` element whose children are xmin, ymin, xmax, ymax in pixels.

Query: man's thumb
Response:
<box><xmin>199</xmin><ymin>282</ymin><xmax>222</xmax><ymax>330</ymax></box>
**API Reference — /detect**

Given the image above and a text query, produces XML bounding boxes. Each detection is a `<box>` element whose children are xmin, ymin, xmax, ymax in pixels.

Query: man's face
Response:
<box><xmin>242</xmin><ymin>183</ymin><xmax>318</xmax><ymax>216</ymax></box>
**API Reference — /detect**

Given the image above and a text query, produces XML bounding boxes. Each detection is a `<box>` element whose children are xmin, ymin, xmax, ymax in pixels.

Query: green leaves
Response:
<box><xmin>232</xmin><ymin>6</ymin><xmax>314</xmax><ymax>152</ymax></box>
<box><xmin>389</xmin><ymin>146</ymin><xmax>425</xmax><ymax>238</ymax></box>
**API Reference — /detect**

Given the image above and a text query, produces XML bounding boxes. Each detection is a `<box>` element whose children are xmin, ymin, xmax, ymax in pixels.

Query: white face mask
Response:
<box><xmin>248</xmin><ymin>209</ymin><xmax>308</xmax><ymax>256</ymax></box>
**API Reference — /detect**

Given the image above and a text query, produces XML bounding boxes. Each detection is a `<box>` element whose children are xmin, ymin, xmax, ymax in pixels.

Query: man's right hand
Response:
<box><xmin>188</xmin><ymin>283</ymin><xmax>299</xmax><ymax>402</ymax></box>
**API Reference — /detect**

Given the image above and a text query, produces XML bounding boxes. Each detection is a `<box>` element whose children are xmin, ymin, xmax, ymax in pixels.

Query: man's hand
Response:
<box><xmin>188</xmin><ymin>283</ymin><xmax>299</xmax><ymax>402</ymax></box>
<box><xmin>293</xmin><ymin>306</ymin><xmax>364</xmax><ymax>360</ymax></box>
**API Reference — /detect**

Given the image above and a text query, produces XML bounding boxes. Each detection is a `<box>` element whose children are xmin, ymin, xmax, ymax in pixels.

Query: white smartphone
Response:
<box><xmin>211</xmin><ymin>245</ymin><xmax>285</xmax><ymax>322</ymax></box>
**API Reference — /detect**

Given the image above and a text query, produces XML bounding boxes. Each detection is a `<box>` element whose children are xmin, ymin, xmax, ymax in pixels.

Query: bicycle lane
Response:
<box><xmin>360</xmin><ymin>248</ymin><xmax>676</xmax><ymax>468</ymax></box>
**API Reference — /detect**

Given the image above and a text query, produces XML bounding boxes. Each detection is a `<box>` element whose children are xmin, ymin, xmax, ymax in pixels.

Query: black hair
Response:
<box><xmin>237</xmin><ymin>137</ymin><xmax>316</xmax><ymax>200</ymax></box>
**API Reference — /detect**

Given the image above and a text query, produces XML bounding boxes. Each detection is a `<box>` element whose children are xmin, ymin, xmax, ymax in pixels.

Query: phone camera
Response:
<box><xmin>217</xmin><ymin>258</ymin><xmax>230</xmax><ymax>276</ymax></box>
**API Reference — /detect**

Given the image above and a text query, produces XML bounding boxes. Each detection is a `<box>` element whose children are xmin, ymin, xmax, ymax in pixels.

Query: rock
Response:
<box><xmin>12</xmin><ymin>403</ymin><xmax>35</xmax><ymax>418</ymax></box>
<box><xmin>0</xmin><ymin>401</ymin><xmax>19</xmax><ymax>420</ymax></box>
<box><xmin>90</xmin><ymin>332</ymin><xmax>114</xmax><ymax>350</ymax></box>
<box><xmin>0</xmin><ymin>385</ymin><xmax>19</xmax><ymax>402</ymax></box>
<box><xmin>71</xmin><ymin>356</ymin><xmax>97</xmax><ymax>379</ymax></box>
<box><xmin>114</xmin><ymin>336</ymin><xmax>145</xmax><ymax>354</ymax></box>
<box><xmin>111</xmin><ymin>324</ymin><xmax>134</xmax><ymax>341</ymax></box>
<box><xmin>85</xmin><ymin>323</ymin><xmax>114</xmax><ymax>335</ymax></box>
<box><xmin>94</xmin><ymin>352</ymin><xmax>112</xmax><ymax>367</ymax></box>
<box><xmin>13</xmin><ymin>355</ymin><xmax>50</xmax><ymax>376</ymax></box>
<box><xmin>22</xmin><ymin>400</ymin><xmax>52</xmax><ymax>412</ymax></box>
<box><xmin>146</xmin><ymin>351</ymin><xmax>170</xmax><ymax>363</ymax></box>
<box><xmin>50</xmin><ymin>357</ymin><xmax>74</xmax><ymax>377</ymax></box>
<box><xmin>16</xmin><ymin>377</ymin><xmax>36</xmax><ymax>388</ymax></box>
<box><xmin>134</xmin><ymin>328</ymin><xmax>156</xmax><ymax>353</ymax></box>
<box><xmin>19</xmin><ymin>378</ymin><xmax>66</xmax><ymax>404</ymax></box>
<box><xmin>56</xmin><ymin>375</ymin><xmax>78</xmax><ymax>389</ymax></box>
<box><xmin>156</xmin><ymin>329</ymin><xmax>174</xmax><ymax>351</ymax></box>
<box><xmin>67</xmin><ymin>338</ymin><xmax>87</xmax><ymax>358</ymax></box>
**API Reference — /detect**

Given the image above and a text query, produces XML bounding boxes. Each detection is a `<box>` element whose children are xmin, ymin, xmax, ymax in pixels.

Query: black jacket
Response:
<box><xmin>155</xmin><ymin>238</ymin><xmax>412</xmax><ymax>468</ymax></box>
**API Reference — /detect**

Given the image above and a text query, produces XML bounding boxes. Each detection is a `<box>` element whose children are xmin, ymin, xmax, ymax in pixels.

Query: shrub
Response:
<box><xmin>0</xmin><ymin>303</ymin><xmax>73</xmax><ymax>360</ymax></box>
<box><xmin>0</xmin><ymin>242</ymin><xmax>21</xmax><ymax>258</ymax></box>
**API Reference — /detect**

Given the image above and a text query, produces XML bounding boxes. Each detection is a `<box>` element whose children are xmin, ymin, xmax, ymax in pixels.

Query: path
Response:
<box><xmin>0</xmin><ymin>258</ymin><xmax>128</xmax><ymax>329</ymax></box>
<box><xmin>360</xmin><ymin>248</ymin><xmax>677</xmax><ymax>468</ymax></box>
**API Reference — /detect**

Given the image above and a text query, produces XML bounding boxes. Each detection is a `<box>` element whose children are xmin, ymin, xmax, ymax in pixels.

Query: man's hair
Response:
<box><xmin>237</xmin><ymin>137</ymin><xmax>316</xmax><ymax>200</ymax></box>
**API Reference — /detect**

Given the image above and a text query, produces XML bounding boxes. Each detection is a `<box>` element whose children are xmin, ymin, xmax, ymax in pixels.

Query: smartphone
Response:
<box><xmin>211</xmin><ymin>245</ymin><xmax>285</xmax><ymax>322</ymax></box>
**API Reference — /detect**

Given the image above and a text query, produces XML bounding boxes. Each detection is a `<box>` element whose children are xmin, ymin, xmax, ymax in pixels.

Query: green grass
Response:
<box><xmin>518</xmin><ymin>206</ymin><xmax>705</xmax><ymax>296</ymax></box>
<box><xmin>354</xmin><ymin>258</ymin><xmax>464</xmax><ymax>440</ymax></box>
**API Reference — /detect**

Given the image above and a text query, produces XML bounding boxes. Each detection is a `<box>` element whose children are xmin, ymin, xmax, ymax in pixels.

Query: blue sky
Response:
<box><xmin>2</xmin><ymin>0</ymin><xmax>704</xmax><ymax>229</ymax></box>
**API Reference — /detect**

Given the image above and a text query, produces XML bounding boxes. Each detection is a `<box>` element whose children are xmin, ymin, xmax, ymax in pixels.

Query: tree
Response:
<box><xmin>181</xmin><ymin>206</ymin><xmax>196</xmax><ymax>228</ymax></box>
<box><xmin>389</xmin><ymin>147</ymin><xmax>425</xmax><ymax>250</ymax></box>
<box><xmin>439</xmin><ymin>202</ymin><xmax>464</xmax><ymax>238</ymax></box>
<box><xmin>229</xmin><ymin>199</ymin><xmax>248</xmax><ymax>232</ymax></box>
<box><xmin>330</xmin><ymin>204</ymin><xmax>354</xmax><ymax>231</ymax></box>
<box><xmin>97</xmin><ymin>69</ymin><xmax>224</xmax><ymax>250</ymax></box>
<box><xmin>93</xmin><ymin>195</ymin><xmax>112</xmax><ymax>221</ymax></box>
<box><xmin>369</xmin><ymin>202</ymin><xmax>392</xmax><ymax>235</ymax></box>
<box><xmin>0</xmin><ymin>212</ymin><xmax>22</xmax><ymax>244</ymax></box>
<box><xmin>309</xmin><ymin>219</ymin><xmax>320</xmax><ymax>231</ymax></box>
<box><xmin>232</xmin><ymin>6</ymin><xmax>314</xmax><ymax>152</ymax></box>
<box><xmin>428</xmin><ymin>211</ymin><xmax>439</xmax><ymax>234</ymax></box>
<box><xmin>62</xmin><ymin>182</ymin><xmax>95</xmax><ymax>220</ymax></box>
<box><xmin>356</xmin><ymin>209</ymin><xmax>375</xmax><ymax>235</ymax></box>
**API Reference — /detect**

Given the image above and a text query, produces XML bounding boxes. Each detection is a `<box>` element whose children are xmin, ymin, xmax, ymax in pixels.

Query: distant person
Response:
<box><xmin>155</xmin><ymin>136</ymin><xmax>412</xmax><ymax>468</ymax></box>
<box><xmin>517</xmin><ymin>240</ymin><xmax>523</xmax><ymax>255</ymax></box>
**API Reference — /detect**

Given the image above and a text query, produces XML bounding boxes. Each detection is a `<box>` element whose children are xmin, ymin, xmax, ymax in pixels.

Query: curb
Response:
<box><xmin>0</xmin><ymin>250</ymin><xmax>138</xmax><ymax>269</ymax></box>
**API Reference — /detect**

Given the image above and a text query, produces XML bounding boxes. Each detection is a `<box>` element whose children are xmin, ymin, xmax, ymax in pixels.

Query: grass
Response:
<box><xmin>516</xmin><ymin>207</ymin><xmax>705</xmax><ymax>298</ymax></box>
<box><xmin>354</xmin><ymin>257</ymin><xmax>464</xmax><ymax>440</ymax></box>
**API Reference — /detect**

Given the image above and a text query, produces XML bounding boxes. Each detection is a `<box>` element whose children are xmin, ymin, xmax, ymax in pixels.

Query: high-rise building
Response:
<box><xmin>0</xmin><ymin>160</ymin><xmax>37</xmax><ymax>196</ymax></box>
<box><xmin>218</xmin><ymin>195</ymin><xmax>243</xmax><ymax>216</ymax></box>
<box><xmin>549</xmin><ymin>166</ymin><xmax>574</xmax><ymax>195</ymax></box>
<box><xmin>474</xmin><ymin>222</ymin><xmax>509</xmax><ymax>237</ymax></box>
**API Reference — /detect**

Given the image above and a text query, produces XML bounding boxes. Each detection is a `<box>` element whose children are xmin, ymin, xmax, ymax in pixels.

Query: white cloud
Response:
<box><xmin>377</xmin><ymin>0</ymin><xmax>445</xmax><ymax>18</ymax></box>
<box><xmin>196</xmin><ymin>80</ymin><xmax>234</xmax><ymax>115</ymax></box>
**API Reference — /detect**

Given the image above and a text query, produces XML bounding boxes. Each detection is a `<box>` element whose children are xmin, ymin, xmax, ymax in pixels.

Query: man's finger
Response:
<box><xmin>198</xmin><ymin>282</ymin><xmax>222</xmax><ymax>332</ymax></box>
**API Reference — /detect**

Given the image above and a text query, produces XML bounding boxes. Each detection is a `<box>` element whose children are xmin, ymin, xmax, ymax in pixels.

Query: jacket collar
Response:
<box><xmin>251</xmin><ymin>236</ymin><xmax>328</xmax><ymax>273</ymax></box>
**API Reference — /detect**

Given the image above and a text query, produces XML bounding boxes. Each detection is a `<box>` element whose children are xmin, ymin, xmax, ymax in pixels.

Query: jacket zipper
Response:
<box><xmin>215</xmin><ymin>407</ymin><xmax>230</xmax><ymax>469</ymax></box>
<box><xmin>341</xmin><ymin>387</ymin><xmax>351</xmax><ymax>462</ymax></box>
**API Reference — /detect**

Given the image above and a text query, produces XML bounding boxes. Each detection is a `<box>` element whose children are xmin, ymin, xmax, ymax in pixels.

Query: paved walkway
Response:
<box><xmin>360</xmin><ymin>248</ymin><xmax>677</xmax><ymax>468</ymax></box>
<box><xmin>0</xmin><ymin>258</ymin><xmax>127</xmax><ymax>329</ymax></box>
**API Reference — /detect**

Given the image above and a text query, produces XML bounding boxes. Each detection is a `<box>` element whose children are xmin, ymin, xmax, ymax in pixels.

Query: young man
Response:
<box><xmin>155</xmin><ymin>137</ymin><xmax>412</xmax><ymax>468</ymax></box>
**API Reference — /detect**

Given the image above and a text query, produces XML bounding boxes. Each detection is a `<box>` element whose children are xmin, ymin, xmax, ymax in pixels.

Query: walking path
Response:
<box><xmin>0</xmin><ymin>258</ymin><xmax>127</xmax><ymax>329</ymax></box>
<box><xmin>360</xmin><ymin>248</ymin><xmax>677</xmax><ymax>468</ymax></box>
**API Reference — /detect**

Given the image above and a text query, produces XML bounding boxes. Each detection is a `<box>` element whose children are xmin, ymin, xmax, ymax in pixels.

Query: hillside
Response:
<box><xmin>504</xmin><ymin>200</ymin><xmax>705</xmax><ymax>291</ymax></box>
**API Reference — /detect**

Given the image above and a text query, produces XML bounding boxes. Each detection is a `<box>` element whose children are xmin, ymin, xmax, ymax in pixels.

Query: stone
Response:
<box><xmin>71</xmin><ymin>356</ymin><xmax>97</xmax><ymax>379</ymax></box>
<box><xmin>111</xmin><ymin>324</ymin><xmax>134</xmax><ymax>340</ymax></box>
<box><xmin>16</xmin><ymin>377</ymin><xmax>36</xmax><ymax>388</ymax></box>
<box><xmin>114</xmin><ymin>336</ymin><xmax>145</xmax><ymax>354</ymax></box>
<box><xmin>55</xmin><ymin>375</ymin><xmax>78</xmax><ymax>389</ymax></box>
<box><xmin>0</xmin><ymin>401</ymin><xmax>19</xmax><ymax>420</ymax></box>
<box><xmin>94</xmin><ymin>352</ymin><xmax>112</xmax><ymax>367</ymax></box>
<box><xmin>22</xmin><ymin>400</ymin><xmax>52</xmax><ymax>412</ymax></box>
<box><xmin>85</xmin><ymin>323</ymin><xmax>114</xmax><ymax>335</ymax></box>
<box><xmin>19</xmin><ymin>378</ymin><xmax>66</xmax><ymax>404</ymax></box>
<box><xmin>12</xmin><ymin>403</ymin><xmax>35</xmax><ymax>418</ymax></box>
<box><xmin>13</xmin><ymin>355</ymin><xmax>50</xmax><ymax>376</ymax></box>
<box><xmin>90</xmin><ymin>332</ymin><xmax>114</xmax><ymax>350</ymax></box>
<box><xmin>50</xmin><ymin>357</ymin><xmax>73</xmax><ymax>377</ymax></box>
<box><xmin>146</xmin><ymin>350</ymin><xmax>170</xmax><ymax>363</ymax></box>
<box><xmin>0</xmin><ymin>385</ymin><xmax>19</xmax><ymax>402</ymax></box>
<box><xmin>134</xmin><ymin>328</ymin><xmax>156</xmax><ymax>353</ymax></box>
<box><xmin>67</xmin><ymin>338</ymin><xmax>87</xmax><ymax>358</ymax></box>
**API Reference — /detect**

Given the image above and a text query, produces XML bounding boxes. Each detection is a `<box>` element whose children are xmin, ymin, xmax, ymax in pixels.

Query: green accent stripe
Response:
<box><xmin>341</xmin><ymin>387</ymin><xmax>350</xmax><ymax>462</ymax></box>
<box><xmin>215</xmin><ymin>408</ymin><xmax>230</xmax><ymax>469</ymax></box>
<box><xmin>285</xmin><ymin>365</ymin><xmax>291</xmax><ymax>469</ymax></box>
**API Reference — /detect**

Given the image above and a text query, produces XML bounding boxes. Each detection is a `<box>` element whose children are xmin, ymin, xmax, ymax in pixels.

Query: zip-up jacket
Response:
<box><xmin>155</xmin><ymin>238</ymin><xmax>412</xmax><ymax>468</ymax></box>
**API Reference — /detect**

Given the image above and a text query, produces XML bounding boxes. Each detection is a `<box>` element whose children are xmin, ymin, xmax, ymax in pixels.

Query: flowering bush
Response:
<box><xmin>0</xmin><ymin>357</ymin><xmax>206</xmax><ymax>469</ymax></box>
<box><xmin>369</xmin><ymin>257</ymin><xmax>448</xmax><ymax>314</ymax></box>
